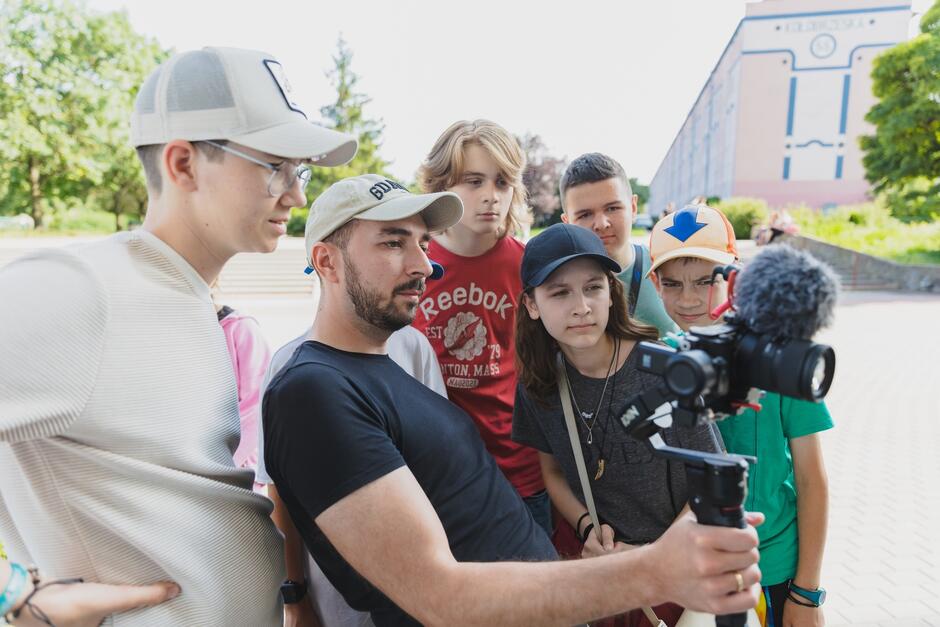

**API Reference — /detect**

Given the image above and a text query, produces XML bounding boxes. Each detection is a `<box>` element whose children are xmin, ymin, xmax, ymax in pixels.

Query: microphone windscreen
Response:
<box><xmin>734</xmin><ymin>245</ymin><xmax>839</xmax><ymax>339</ymax></box>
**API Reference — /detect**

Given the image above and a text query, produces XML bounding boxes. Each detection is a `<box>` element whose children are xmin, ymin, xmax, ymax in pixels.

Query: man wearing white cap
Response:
<box><xmin>263</xmin><ymin>175</ymin><xmax>763</xmax><ymax>627</ymax></box>
<box><xmin>0</xmin><ymin>47</ymin><xmax>356</xmax><ymax>625</ymax></box>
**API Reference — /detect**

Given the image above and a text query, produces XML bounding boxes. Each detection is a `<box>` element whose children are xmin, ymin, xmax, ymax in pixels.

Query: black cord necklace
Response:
<box><xmin>593</xmin><ymin>355</ymin><xmax>622</xmax><ymax>480</ymax></box>
<box><xmin>567</xmin><ymin>337</ymin><xmax>619</xmax><ymax>446</ymax></box>
<box><xmin>567</xmin><ymin>338</ymin><xmax>621</xmax><ymax>480</ymax></box>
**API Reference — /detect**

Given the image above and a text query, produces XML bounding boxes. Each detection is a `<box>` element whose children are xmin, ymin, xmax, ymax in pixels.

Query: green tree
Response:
<box><xmin>288</xmin><ymin>37</ymin><xmax>391</xmax><ymax>234</ymax></box>
<box><xmin>519</xmin><ymin>133</ymin><xmax>564</xmax><ymax>227</ymax></box>
<box><xmin>861</xmin><ymin>0</ymin><xmax>940</xmax><ymax>222</ymax></box>
<box><xmin>629</xmin><ymin>177</ymin><xmax>650</xmax><ymax>212</ymax></box>
<box><xmin>309</xmin><ymin>38</ymin><xmax>389</xmax><ymax>192</ymax></box>
<box><xmin>0</xmin><ymin>0</ymin><xmax>166</xmax><ymax>228</ymax></box>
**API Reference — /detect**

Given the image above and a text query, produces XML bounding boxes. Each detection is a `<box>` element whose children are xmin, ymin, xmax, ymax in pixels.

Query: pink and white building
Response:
<box><xmin>648</xmin><ymin>0</ymin><xmax>912</xmax><ymax>214</ymax></box>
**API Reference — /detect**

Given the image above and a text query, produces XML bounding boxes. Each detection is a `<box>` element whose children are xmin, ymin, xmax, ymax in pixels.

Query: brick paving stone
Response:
<box><xmin>882</xmin><ymin>569</ymin><xmax>939</xmax><ymax>587</ymax></box>
<box><xmin>884</xmin><ymin>583</ymin><xmax>940</xmax><ymax>603</ymax></box>
<box><xmin>837</xmin><ymin>602</ymin><xmax>895</xmax><ymax>623</ymax></box>
<box><xmin>880</xmin><ymin>600</ymin><xmax>938</xmax><ymax>619</ymax></box>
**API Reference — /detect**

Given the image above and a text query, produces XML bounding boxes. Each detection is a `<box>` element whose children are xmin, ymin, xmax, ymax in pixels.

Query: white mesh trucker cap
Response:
<box><xmin>130</xmin><ymin>47</ymin><xmax>358</xmax><ymax>165</ymax></box>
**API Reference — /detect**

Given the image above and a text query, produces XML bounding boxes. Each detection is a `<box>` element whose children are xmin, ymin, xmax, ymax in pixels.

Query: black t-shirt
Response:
<box><xmin>512</xmin><ymin>347</ymin><xmax>723</xmax><ymax>544</ymax></box>
<box><xmin>263</xmin><ymin>341</ymin><xmax>557</xmax><ymax>627</ymax></box>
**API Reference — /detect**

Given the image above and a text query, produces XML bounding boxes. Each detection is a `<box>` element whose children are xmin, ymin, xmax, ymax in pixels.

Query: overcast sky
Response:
<box><xmin>87</xmin><ymin>0</ymin><xmax>930</xmax><ymax>184</ymax></box>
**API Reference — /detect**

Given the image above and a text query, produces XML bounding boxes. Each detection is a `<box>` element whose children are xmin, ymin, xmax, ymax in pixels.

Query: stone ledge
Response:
<box><xmin>779</xmin><ymin>234</ymin><xmax>940</xmax><ymax>293</ymax></box>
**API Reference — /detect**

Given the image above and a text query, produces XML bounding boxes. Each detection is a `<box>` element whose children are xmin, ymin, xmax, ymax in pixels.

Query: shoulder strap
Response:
<box><xmin>216</xmin><ymin>305</ymin><xmax>234</xmax><ymax>322</ymax></box>
<box><xmin>628</xmin><ymin>244</ymin><xmax>643</xmax><ymax>317</ymax></box>
<box><xmin>556</xmin><ymin>352</ymin><xmax>601</xmax><ymax>533</ymax></box>
<box><xmin>555</xmin><ymin>351</ymin><xmax>664</xmax><ymax>627</ymax></box>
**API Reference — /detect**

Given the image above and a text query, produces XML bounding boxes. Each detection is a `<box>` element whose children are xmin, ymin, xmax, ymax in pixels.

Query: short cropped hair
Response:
<box><xmin>559</xmin><ymin>152</ymin><xmax>632</xmax><ymax>209</ymax></box>
<box><xmin>322</xmin><ymin>219</ymin><xmax>358</xmax><ymax>251</ymax></box>
<box><xmin>135</xmin><ymin>140</ymin><xmax>228</xmax><ymax>193</ymax></box>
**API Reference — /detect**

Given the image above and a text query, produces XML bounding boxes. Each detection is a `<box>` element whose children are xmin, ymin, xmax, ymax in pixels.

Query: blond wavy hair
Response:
<box><xmin>418</xmin><ymin>119</ymin><xmax>531</xmax><ymax>238</ymax></box>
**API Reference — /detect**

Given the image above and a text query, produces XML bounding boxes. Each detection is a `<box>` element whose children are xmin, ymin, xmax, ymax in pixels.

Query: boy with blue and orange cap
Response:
<box><xmin>648</xmin><ymin>204</ymin><xmax>834</xmax><ymax>627</ymax></box>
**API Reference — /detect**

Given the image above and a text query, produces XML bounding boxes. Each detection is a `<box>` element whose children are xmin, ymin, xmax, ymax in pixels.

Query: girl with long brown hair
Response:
<box><xmin>512</xmin><ymin>223</ymin><xmax>723</xmax><ymax>626</ymax></box>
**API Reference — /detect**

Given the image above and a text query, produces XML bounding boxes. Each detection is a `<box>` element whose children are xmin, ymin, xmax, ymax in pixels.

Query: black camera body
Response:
<box><xmin>634</xmin><ymin>311</ymin><xmax>836</xmax><ymax>424</ymax></box>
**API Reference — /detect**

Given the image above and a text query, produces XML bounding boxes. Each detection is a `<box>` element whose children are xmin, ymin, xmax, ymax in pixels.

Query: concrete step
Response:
<box><xmin>0</xmin><ymin>236</ymin><xmax>314</xmax><ymax>298</ymax></box>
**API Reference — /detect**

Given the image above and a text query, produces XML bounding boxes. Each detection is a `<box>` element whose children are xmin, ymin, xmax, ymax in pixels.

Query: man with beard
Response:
<box><xmin>262</xmin><ymin>174</ymin><xmax>763</xmax><ymax>627</ymax></box>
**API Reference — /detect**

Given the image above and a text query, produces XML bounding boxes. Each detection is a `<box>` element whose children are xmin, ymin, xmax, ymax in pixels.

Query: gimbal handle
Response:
<box><xmin>619</xmin><ymin>392</ymin><xmax>754</xmax><ymax>627</ymax></box>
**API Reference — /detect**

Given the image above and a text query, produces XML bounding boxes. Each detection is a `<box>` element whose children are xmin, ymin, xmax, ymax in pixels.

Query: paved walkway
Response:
<box><xmin>2</xmin><ymin>236</ymin><xmax>939</xmax><ymax>624</ymax></box>
<box><xmin>811</xmin><ymin>291</ymin><xmax>940</xmax><ymax>626</ymax></box>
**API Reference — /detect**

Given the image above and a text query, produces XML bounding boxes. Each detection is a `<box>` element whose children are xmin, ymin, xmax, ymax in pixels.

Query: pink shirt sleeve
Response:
<box><xmin>220</xmin><ymin>313</ymin><xmax>271</xmax><ymax>470</ymax></box>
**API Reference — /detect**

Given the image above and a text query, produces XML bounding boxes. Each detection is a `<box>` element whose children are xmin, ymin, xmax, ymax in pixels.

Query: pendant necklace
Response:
<box><xmin>567</xmin><ymin>338</ymin><xmax>620</xmax><ymax>449</ymax></box>
<box><xmin>593</xmin><ymin>357</ymin><xmax>621</xmax><ymax>481</ymax></box>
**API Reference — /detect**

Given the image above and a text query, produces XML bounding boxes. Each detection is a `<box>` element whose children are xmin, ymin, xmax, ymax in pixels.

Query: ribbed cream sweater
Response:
<box><xmin>0</xmin><ymin>231</ymin><xmax>284</xmax><ymax>626</ymax></box>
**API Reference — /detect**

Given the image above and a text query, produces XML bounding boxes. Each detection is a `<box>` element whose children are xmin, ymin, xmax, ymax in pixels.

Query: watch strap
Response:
<box><xmin>786</xmin><ymin>593</ymin><xmax>818</xmax><ymax>608</ymax></box>
<box><xmin>788</xmin><ymin>581</ymin><xmax>824</xmax><ymax>606</ymax></box>
<box><xmin>280</xmin><ymin>579</ymin><xmax>307</xmax><ymax>604</ymax></box>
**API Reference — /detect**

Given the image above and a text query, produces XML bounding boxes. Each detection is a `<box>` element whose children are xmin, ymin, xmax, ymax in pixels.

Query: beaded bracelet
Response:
<box><xmin>0</xmin><ymin>563</ymin><xmax>28</xmax><ymax>617</ymax></box>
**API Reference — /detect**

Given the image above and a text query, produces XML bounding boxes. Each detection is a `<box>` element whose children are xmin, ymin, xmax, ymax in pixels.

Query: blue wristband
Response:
<box><xmin>0</xmin><ymin>562</ymin><xmax>28</xmax><ymax>617</ymax></box>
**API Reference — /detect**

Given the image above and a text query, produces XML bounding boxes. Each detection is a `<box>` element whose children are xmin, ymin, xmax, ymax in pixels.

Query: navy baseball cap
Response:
<box><xmin>521</xmin><ymin>223</ymin><xmax>621</xmax><ymax>288</ymax></box>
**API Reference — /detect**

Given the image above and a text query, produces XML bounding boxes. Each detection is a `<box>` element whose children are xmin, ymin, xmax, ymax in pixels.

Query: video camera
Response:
<box><xmin>633</xmin><ymin>265</ymin><xmax>835</xmax><ymax>426</ymax></box>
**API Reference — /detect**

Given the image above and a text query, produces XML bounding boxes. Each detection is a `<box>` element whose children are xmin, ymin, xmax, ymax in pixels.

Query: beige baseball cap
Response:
<box><xmin>131</xmin><ymin>47</ymin><xmax>358</xmax><ymax>164</ymax></box>
<box><xmin>648</xmin><ymin>204</ymin><xmax>739</xmax><ymax>275</ymax></box>
<box><xmin>304</xmin><ymin>174</ymin><xmax>463</xmax><ymax>274</ymax></box>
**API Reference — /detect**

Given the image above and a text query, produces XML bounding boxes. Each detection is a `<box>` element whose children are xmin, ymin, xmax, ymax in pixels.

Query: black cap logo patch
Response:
<box><xmin>264</xmin><ymin>60</ymin><xmax>306</xmax><ymax>118</ymax></box>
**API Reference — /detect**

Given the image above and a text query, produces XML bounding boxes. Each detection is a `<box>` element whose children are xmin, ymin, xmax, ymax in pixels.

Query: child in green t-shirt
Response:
<box><xmin>647</xmin><ymin>204</ymin><xmax>833</xmax><ymax>627</ymax></box>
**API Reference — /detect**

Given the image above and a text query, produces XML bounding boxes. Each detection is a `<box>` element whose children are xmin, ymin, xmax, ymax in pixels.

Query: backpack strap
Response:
<box><xmin>628</xmin><ymin>244</ymin><xmax>643</xmax><ymax>317</ymax></box>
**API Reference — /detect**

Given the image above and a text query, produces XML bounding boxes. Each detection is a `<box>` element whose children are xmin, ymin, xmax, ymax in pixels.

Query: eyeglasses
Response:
<box><xmin>202</xmin><ymin>140</ymin><xmax>312</xmax><ymax>197</ymax></box>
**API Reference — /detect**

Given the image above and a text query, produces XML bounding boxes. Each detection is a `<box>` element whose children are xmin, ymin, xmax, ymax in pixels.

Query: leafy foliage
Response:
<box><xmin>0</xmin><ymin>0</ymin><xmax>166</xmax><ymax>227</ymax></box>
<box><xmin>288</xmin><ymin>37</ymin><xmax>392</xmax><ymax>235</ymax></box>
<box><xmin>715</xmin><ymin>197</ymin><xmax>770</xmax><ymax>239</ymax></box>
<box><xmin>860</xmin><ymin>0</ymin><xmax>940</xmax><ymax>222</ymax></box>
<box><xmin>519</xmin><ymin>134</ymin><xmax>565</xmax><ymax>227</ymax></box>
<box><xmin>791</xmin><ymin>202</ymin><xmax>940</xmax><ymax>265</ymax></box>
<box><xmin>629</xmin><ymin>178</ymin><xmax>650</xmax><ymax>212</ymax></box>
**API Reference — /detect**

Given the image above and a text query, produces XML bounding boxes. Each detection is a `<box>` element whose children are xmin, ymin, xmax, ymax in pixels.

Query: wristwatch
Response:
<box><xmin>788</xmin><ymin>581</ymin><xmax>826</xmax><ymax>606</ymax></box>
<box><xmin>280</xmin><ymin>579</ymin><xmax>307</xmax><ymax>604</ymax></box>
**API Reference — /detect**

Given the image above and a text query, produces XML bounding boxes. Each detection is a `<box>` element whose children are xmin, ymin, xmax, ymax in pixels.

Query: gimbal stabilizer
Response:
<box><xmin>618</xmin><ymin>383</ymin><xmax>756</xmax><ymax>627</ymax></box>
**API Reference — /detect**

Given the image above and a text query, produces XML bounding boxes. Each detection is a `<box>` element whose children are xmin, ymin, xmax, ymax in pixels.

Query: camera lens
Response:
<box><xmin>665</xmin><ymin>350</ymin><xmax>716</xmax><ymax>398</ymax></box>
<box><xmin>737</xmin><ymin>335</ymin><xmax>835</xmax><ymax>402</ymax></box>
<box><xmin>801</xmin><ymin>344</ymin><xmax>836</xmax><ymax>400</ymax></box>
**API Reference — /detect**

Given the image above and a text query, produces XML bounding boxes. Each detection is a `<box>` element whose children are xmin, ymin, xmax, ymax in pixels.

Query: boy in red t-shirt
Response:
<box><xmin>413</xmin><ymin>120</ymin><xmax>549</xmax><ymax>534</ymax></box>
